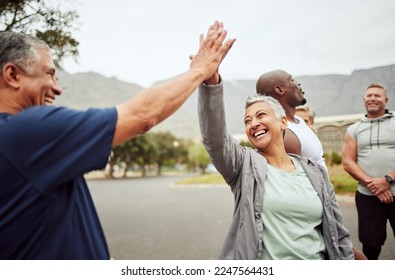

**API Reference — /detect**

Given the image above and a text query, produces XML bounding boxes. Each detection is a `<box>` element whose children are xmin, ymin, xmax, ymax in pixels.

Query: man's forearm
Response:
<box><xmin>114</xmin><ymin>69</ymin><xmax>205</xmax><ymax>146</ymax></box>
<box><xmin>343</xmin><ymin>160</ymin><xmax>372</xmax><ymax>186</ymax></box>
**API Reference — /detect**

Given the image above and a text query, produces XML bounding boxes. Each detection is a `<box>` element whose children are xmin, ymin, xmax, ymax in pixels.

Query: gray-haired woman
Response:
<box><xmin>197</xmin><ymin>76</ymin><xmax>356</xmax><ymax>260</ymax></box>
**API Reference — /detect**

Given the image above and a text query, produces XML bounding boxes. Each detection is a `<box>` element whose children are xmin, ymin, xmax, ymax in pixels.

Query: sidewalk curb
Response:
<box><xmin>336</xmin><ymin>194</ymin><xmax>355</xmax><ymax>204</ymax></box>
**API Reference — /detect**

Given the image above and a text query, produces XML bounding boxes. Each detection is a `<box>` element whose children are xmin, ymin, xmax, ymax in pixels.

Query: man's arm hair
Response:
<box><xmin>114</xmin><ymin>70</ymin><xmax>205</xmax><ymax>146</ymax></box>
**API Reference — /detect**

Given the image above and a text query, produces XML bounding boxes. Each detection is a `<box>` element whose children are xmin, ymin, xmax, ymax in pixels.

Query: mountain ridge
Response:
<box><xmin>57</xmin><ymin>64</ymin><xmax>395</xmax><ymax>139</ymax></box>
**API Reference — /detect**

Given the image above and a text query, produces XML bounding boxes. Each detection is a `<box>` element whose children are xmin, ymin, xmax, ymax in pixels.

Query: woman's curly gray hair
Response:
<box><xmin>245</xmin><ymin>95</ymin><xmax>286</xmax><ymax>120</ymax></box>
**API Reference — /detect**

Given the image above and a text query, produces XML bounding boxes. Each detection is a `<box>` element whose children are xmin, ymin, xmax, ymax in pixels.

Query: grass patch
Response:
<box><xmin>176</xmin><ymin>173</ymin><xmax>226</xmax><ymax>184</ymax></box>
<box><xmin>328</xmin><ymin>164</ymin><xmax>358</xmax><ymax>194</ymax></box>
<box><xmin>176</xmin><ymin>165</ymin><xmax>357</xmax><ymax>195</ymax></box>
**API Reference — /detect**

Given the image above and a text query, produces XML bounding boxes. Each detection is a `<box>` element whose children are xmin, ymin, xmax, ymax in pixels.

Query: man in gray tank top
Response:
<box><xmin>342</xmin><ymin>83</ymin><xmax>395</xmax><ymax>259</ymax></box>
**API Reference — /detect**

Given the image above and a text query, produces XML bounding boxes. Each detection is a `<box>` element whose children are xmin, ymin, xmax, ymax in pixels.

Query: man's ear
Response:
<box><xmin>2</xmin><ymin>63</ymin><xmax>22</xmax><ymax>89</ymax></box>
<box><xmin>274</xmin><ymin>85</ymin><xmax>284</xmax><ymax>96</ymax></box>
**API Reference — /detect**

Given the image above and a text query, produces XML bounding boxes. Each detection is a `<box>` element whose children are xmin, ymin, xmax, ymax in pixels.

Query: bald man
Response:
<box><xmin>256</xmin><ymin>70</ymin><xmax>326</xmax><ymax>169</ymax></box>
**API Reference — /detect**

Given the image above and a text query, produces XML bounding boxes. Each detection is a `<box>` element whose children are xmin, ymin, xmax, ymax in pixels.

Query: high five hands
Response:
<box><xmin>190</xmin><ymin>20</ymin><xmax>236</xmax><ymax>85</ymax></box>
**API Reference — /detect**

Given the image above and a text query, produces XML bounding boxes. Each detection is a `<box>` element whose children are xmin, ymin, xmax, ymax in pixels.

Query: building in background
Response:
<box><xmin>315</xmin><ymin>113</ymin><xmax>370</xmax><ymax>154</ymax></box>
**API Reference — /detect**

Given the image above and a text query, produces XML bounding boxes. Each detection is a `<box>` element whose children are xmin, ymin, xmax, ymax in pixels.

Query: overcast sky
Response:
<box><xmin>61</xmin><ymin>0</ymin><xmax>395</xmax><ymax>87</ymax></box>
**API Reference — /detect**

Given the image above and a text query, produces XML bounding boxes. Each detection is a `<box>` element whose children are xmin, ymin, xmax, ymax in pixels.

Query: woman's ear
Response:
<box><xmin>280</xmin><ymin>116</ymin><xmax>288</xmax><ymax>131</ymax></box>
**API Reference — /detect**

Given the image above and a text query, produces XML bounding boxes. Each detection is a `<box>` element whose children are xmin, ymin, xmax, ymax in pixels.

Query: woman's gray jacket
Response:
<box><xmin>198</xmin><ymin>82</ymin><xmax>354</xmax><ymax>260</ymax></box>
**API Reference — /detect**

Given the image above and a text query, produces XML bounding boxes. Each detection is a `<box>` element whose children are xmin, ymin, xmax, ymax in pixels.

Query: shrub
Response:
<box><xmin>331</xmin><ymin>152</ymin><xmax>342</xmax><ymax>165</ymax></box>
<box><xmin>324</xmin><ymin>151</ymin><xmax>342</xmax><ymax>166</ymax></box>
<box><xmin>329</xmin><ymin>165</ymin><xmax>358</xmax><ymax>194</ymax></box>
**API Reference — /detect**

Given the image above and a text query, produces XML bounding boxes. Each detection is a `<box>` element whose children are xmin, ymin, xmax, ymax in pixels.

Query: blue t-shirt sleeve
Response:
<box><xmin>4</xmin><ymin>106</ymin><xmax>117</xmax><ymax>194</ymax></box>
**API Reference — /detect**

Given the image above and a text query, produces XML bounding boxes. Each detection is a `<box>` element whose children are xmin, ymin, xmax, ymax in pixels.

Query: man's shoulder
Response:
<box><xmin>346</xmin><ymin>119</ymin><xmax>362</xmax><ymax>133</ymax></box>
<box><xmin>0</xmin><ymin>106</ymin><xmax>62</xmax><ymax>129</ymax></box>
<box><xmin>17</xmin><ymin>105</ymin><xmax>75</xmax><ymax>118</ymax></box>
<box><xmin>287</xmin><ymin>115</ymin><xmax>310</xmax><ymax>131</ymax></box>
<box><xmin>2</xmin><ymin>106</ymin><xmax>116</xmax><ymax>137</ymax></box>
<box><xmin>17</xmin><ymin>106</ymin><xmax>115</xmax><ymax>122</ymax></box>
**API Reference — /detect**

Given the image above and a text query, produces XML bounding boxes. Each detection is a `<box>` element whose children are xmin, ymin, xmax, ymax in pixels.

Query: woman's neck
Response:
<box><xmin>262</xmin><ymin>149</ymin><xmax>295</xmax><ymax>173</ymax></box>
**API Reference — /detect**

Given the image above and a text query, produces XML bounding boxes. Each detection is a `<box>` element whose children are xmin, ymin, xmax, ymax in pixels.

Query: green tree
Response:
<box><xmin>112</xmin><ymin>140</ymin><xmax>138</xmax><ymax>178</ymax></box>
<box><xmin>109</xmin><ymin>135</ymin><xmax>155</xmax><ymax>178</ymax></box>
<box><xmin>187</xmin><ymin>141</ymin><xmax>211</xmax><ymax>174</ymax></box>
<box><xmin>130</xmin><ymin>134</ymin><xmax>156</xmax><ymax>177</ymax></box>
<box><xmin>107</xmin><ymin>144</ymin><xmax>123</xmax><ymax>178</ymax></box>
<box><xmin>0</xmin><ymin>0</ymin><xmax>80</xmax><ymax>66</ymax></box>
<box><xmin>149</xmin><ymin>132</ymin><xmax>187</xmax><ymax>175</ymax></box>
<box><xmin>173</xmin><ymin>139</ymin><xmax>188</xmax><ymax>168</ymax></box>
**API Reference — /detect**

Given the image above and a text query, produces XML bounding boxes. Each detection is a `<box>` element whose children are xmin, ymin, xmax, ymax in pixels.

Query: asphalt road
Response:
<box><xmin>88</xmin><ymin>174</ymin><xmax>395</xmax><ymax>260</ymax></box>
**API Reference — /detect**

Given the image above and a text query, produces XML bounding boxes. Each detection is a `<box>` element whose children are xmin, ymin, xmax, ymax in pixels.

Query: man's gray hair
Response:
<box><xmin>0</xmin><ymin>31</ymin><xmax>50</xmax><ymax>73</ymax></box>
<box><xmin>245</xmin><ymin>95</ymin><xmax>286</xmax><ymax>120</ymax></box>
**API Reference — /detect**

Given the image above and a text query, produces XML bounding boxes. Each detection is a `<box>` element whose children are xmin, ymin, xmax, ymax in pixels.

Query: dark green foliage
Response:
<box><xmin>0</xmin><ymin>0</ymin><xmax>80</xmax><ymax>66</ymax></box>
<box><xmin>324</xmin><ymin>151</ymin><xmax>343</xmax><ymax>166</ymax></box>
<box><xmin>331</xmin><ymin>152</ymin><xmax>342</xmax><ymax>165</ymax></box>
<box><xmin>109</xmin><ymin>131</ymin><xmax>187</xmax><ymax>177</ymax></box>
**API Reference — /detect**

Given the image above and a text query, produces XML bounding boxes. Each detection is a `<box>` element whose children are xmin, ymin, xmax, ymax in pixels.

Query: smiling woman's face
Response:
<box><xmin>244</xmin><ymin>101</ymin><xmax>286</xmax><ymax>151</ymax></box>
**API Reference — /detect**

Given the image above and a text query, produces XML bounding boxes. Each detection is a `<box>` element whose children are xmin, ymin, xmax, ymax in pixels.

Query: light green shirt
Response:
<box><xmin>261</xmin><ymin>156</ymin><xmax>326</xmax><ymax>260</ymax></box>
